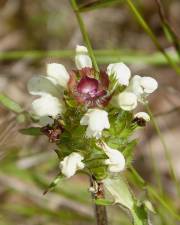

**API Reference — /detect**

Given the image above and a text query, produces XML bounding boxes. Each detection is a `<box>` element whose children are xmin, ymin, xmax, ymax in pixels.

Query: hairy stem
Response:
<box><xmin>90</xmin><ymin>178</ymin><xmax>108</xmax><ymax>225</ymax></box>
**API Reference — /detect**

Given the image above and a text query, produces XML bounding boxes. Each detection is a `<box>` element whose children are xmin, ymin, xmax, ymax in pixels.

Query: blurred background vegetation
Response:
<box><xmin>0</xmin><ymin>0</ymin><xmax>180</xmax><ymax>224</ymax></box>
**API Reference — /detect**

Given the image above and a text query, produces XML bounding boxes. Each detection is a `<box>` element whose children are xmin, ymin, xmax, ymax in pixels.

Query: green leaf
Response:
<box><xmin>43</xmin><ymin>173</ymin><xmax>64</xmax><ymax>195</ymax></box>
<box><xmin>20</xmin><ymin>127</ymin><xmax>42</xmax><ymax>136</ymax></box>
<box><xmin>95</xmin><ymin>198</ymin><xmax>114</xmax><ymax>206</ymax></box>
<box><xmin>0</xmin><ymin>93</ymin><xmax>23</xmax><ymax>113</ymax></box>
<box><xmin>123</xmin><ymin>140</ymin><xmax>137</xmax><ymax>165</ymax></box>
<box><xmin>104</xmin><ymin>177</ymin><xmax>149</xmax><ymax>225</ymax></box>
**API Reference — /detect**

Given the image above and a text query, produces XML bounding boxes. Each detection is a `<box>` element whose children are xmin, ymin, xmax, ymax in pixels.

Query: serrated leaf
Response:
<box><xmin>104</xmin><ymin>177</ymin><xmax>149</xmax><ymax>225</ymax></box>
<box><xmin>20</xmin><ymin>127</ymin><xmax>42</xmax><ymax>136</ymax></box>
<box><xmin>95</xmin><ymin>198</ymin><xmax>114</xmax><ymax>206</ymax></box>
<box><xmin>123</xmin><ymin>140</ymin><xmax>137</xmax><ymax>165</ymax></box>
<box><xmin>0</xmin><ymin>93</ymin><xmax>23</xmax><ymax>113</ymax></box>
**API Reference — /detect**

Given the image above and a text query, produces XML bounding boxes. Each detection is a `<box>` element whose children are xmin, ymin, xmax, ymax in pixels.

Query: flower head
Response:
<box><xmin>102</xmin><ymin>143</ymin><xmax>125</xmax><ymax>173</ymax></box>
<box><xmin>80</xmin><ymin>108</ymin><xmax>110</xmax><ymax>139</ymax></box>
<box><xmin>68</xmin><ymin>68</ymin><xmax>110</xmax><ymax>107</ymax></box>
<box><xmin>59</xmin><ymin>152</ymin><xmax>85</xmax><ymax>178</ymax></box>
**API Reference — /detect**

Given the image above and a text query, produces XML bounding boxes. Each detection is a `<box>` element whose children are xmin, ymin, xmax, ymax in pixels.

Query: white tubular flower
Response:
<box><xmin>102</xmin><ymin>143</ymin><xmax>125</xmax><ymax>173</ymax></box>
<box><xmin>80</xmin><ymin>108</ymin><xmax>110</xmax><ymax>139</ymax></box>
<box><xmin>75</xmin><ymin>45</ymin><xmax>92</xmax><ymax>69</ymax></box>
<box><xmin>47</xmin><ymin>63</ymin><xmax>70</xmax><ymax>89</ymax></box>
<box><xmin>112</xmin><ymin>91</ymin><xmax>137</xmax><ymax>111</ymax></box>
<box><xmin>107</xmin><ymin>63</ymin><xmax>131</xmax><ymax>86</ymax></box>
<box><xmin>127</xmin><ymin>75</ymin><xmax>158</xmax><ymax>102</ymax></box>
<box><xmin>134</xmin><ymin>112</ymin><xmax>150</xmax><ymax>122</ymax></box>
<box><xmin>28</xmin><ymin>63</ymin><xmax>69</xmax><ymax>123</ymax></box>
<box><xmin>59</xmin><ymin>152</ymin><xmax>85</xmax><ymax>178</ymax></box>
<box><xmin>32</xmin><ymin>94</ymin><xmax>65</xmax><ymax>118</ymax></box>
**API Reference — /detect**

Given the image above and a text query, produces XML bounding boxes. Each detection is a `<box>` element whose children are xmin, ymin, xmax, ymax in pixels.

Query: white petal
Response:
<box><xmin>39</xmin><ymin>116</ymin><xmax>54</xmax><ymax>126</ymax></box>
<box><xmin>32</xmin><ymin>94</ymin><xmax>65</xmax><ymax>118</ymax></box>
<box><xmin>107</xmin><ymin>63</ymin><xmax>131</xmax><ymax>86</ymax></box>
<box><xmin>59</xmin><ymin>152</ymin><xmax>84</xmax><ymax>178</ymax></box>
<box><xmin>75</xmin><ymin>45</ymin><xmax>92</xmax><ymax>69</ymax></box>
<box><xmin>85</xmin><ymin>127</ymin><xmax>102</xmax><ymax>139</ymax></box>
<box><xmin>80</xmin><ymin>109</ymin><xmax>110</xmax><ymax>139</ymax></box>
<box><xmin>140</xmin><ymin>76</ymin><xmax>158</xmax><ymax>93</ymax></box>
<box><xmin>28</xmin><ymin>76</ymin><xmax>59</xmax><ymax>96</ymax></box>
<box><xmin>116</xmin><ymin>92</ymin><xmax>137</xmax><ymax>111</ymax></box>
<box><xmin>88</xmin><ymin>110</ymin><xmax>110</xmax><ymax>131</ymax></box>
<box><xmin>47</xmin><ymin>63</ymin><xmax>69</xmax><ymax>88</ymax></box>
<box><xmin>103</xmin><ymin>143</ymin><xmax>125</xmax><ymax>172</ymax></box>
<box><xmin>134</xmin><ymin>112</ymin><xmax>150</xmax><ymax>122</ymax></box>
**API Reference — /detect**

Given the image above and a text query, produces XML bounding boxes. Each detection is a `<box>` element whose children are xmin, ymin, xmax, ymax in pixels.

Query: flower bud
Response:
<box><xmin>113</xmin><ymin>92</ymin><xmax>137</xmax><ymax>111</ymax></box>
<box><xmin>75</xmin><ymin>45</ymin><xmax>92</xmax><ymax>69</ymax></box>
<box><xmin>127</xmin><ymin>75</ymin><xmax>158</xmax><ymax>103</ymax></box>
<box><xmin>134</xmin><ymin>112</ymin><xmax>150</xmax><ymax>122</ymax></box>
<box><xmin>133</xmin><ymin>112</ymin><xmax>150</xmax><ymax>127</ymax></box>
<box><xmin>107</xmin><ymin>63</ymin><xmax>131</xmax><ymax>86</ymax></box>
<box><xmin>47</xmin><ymin>63</ymin><xmax>70</xmax><ymax>89</ymax></box>
<box><xmin>59</xmin><ymin>152</ymin><xmax>85</xmax><ymax>178</ymax></box>
<box><xmin>80</xmin><ymin>108</ymin><xmax>110</xmax><ymax>139</ymax></box>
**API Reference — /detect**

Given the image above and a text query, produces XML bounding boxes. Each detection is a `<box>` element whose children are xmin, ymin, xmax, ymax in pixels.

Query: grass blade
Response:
<box><xmin>0</xmin><ymin>93</ymin><xmax>23</xmax><ymax>114</ymax></box>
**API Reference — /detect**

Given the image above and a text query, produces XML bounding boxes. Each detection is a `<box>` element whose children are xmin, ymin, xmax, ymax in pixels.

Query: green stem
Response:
<box><xmin>149</xmin><ymin>142</ymin><xmax>163</xmax><ymax>194</ymax></box>
<box><xmin>126</xmin><ymin>0</ymin><xmax>180</xmax><ymax>75</ymax></box>
<box><xmin>129</xmin><ymin>166</ymin><xmax>180</xmax><ymax>221</ymax></box>
<box><xmin>70</xmin><ymin>0</ymin><xmax>99</xmax><ymax>72</ymax></box>
<box><xmin>146</xmin><ymin>104</ymin><xmax>180</xmax><ymax>196</ymax></box>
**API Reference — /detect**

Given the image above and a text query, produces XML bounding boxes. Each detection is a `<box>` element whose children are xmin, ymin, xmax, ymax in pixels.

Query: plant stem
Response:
<box><xmin>90</xmin><ymin>177</ymin><xmax>108</xmax><ymax>225</ymax></box>
<box><xmin>146</xmin><ymin>104</ymin><xmax>180</xmax><ymax>196</ymax></box>
<box><xmin>70</xmin><ymin>0</ymin><xmax>99</xmax><ymax>72</ymax></box>
<box><xmin>126</xmin><ymin>0</ymin><xmax>180</xmax><ymax>75</ymax></box>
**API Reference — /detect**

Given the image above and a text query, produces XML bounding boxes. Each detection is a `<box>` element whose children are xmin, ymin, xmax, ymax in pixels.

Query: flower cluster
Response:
<box><xmin>28</xmin><ymin>45</ymin><xmax>158</xmax><ymax>180</ymax></box>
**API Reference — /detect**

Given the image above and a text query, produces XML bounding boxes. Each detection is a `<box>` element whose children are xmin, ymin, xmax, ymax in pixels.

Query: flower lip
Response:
<box><xmin>77</xmin><ymin>76</ymin><xmax>98</xmax><ymax>96</ymax></box>
<box><xmin>68</xmin><ymin>68</ymin><xmax>111</xmax><ymax>107</ymax></box>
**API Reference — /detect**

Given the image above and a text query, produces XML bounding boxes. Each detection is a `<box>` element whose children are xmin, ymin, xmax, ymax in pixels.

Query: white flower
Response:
<box><xmin>112</xmin><ymin>91</ymin><xmax>137</xmax><ymax>111</ymax></box>
<box><xmin>32</xmin><ymin>94</ymin><xmax>65</xmax><ymax>118</ymax></box>
<box><xmin>59</xmin><ymin>152</ymin><xmax>85</xmax><ymax>178</ymax></box>
<box><xmin>28</xmin><ymin>63</ymin><xmax>68</xmax><ymax>123</ymax></box>
<box><xmin>80</xmin><ymin>108</ymin><xmax>110</xmax><ymax>139</ymax></box>
<box><xmin>47</xmin><ymin>63</ymin><xmax>70</xmax><ymax>89</ymax></box>
<box><xmin>75</xmin><ymin>45</ymin><xmax>92</xmax><ymax>69</ymax></box>
<box><xmin>134</xmin><ymin>112</ymin><xmax>150</xmax><ymax>122</ymax></box>
<box><xmin>107</xmin><ymin>63</ymin><xmax>131</xmax><ymax>86</ymax></box>
<box><xmin>127</xmin><ymin>75</ymin><xmax>158</xmax><ymax>103</ymax></box>
<box><xmin>102</xmin><ymin>143</ymin><xmax>125</xmax><ymax>173</ymax></box>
